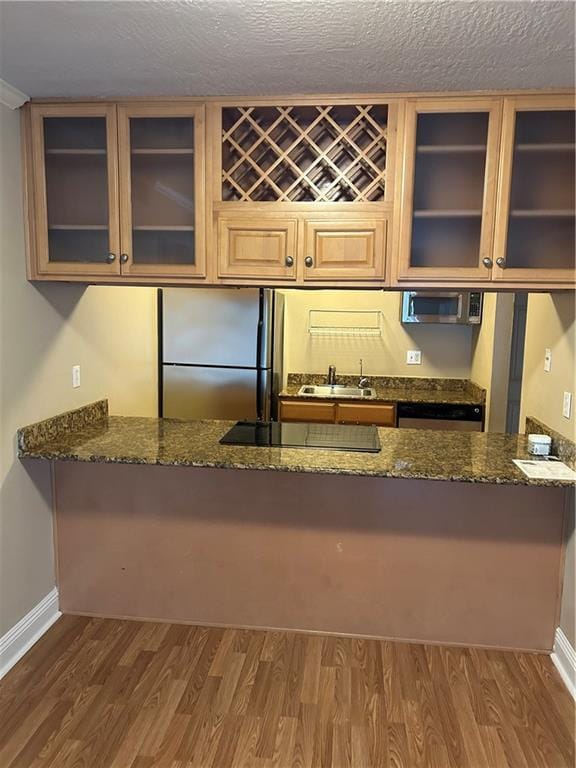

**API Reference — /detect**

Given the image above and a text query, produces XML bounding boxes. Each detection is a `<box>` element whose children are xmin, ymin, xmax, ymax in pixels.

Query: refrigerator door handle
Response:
<box><xmin>257</xmin><ymin>368</ymin><xmax>272</xmax><ymax>421</ymax></box>
<box><xmin>257</xmin><ymin>289</ymin><xmax>274</xmax><ymax>370</ymax></box>
<box><xmin>256</xmin><ymin>364</ymin><xmax>263</xmax><ymax>421</ymax></box>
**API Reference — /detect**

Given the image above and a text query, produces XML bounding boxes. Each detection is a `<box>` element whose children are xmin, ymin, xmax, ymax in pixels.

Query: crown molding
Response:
<box><xmin>0</xmin><ymin>79</ymin><xmax>29</xmax><ymax>109</ymax></box>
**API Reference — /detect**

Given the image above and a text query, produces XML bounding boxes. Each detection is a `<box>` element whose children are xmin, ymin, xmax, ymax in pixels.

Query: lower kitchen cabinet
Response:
<box><xmin>279</xmin><ymin>400</ymin><xmax>336</xmax><ymax>423</ymax></box>
<box><xmin>336</xmin><ymin>402</ymin><xmax>396</xmax><ymax>426</ymax></box>
<box><xmin>279</xmin><ymin>398</ymin><xmax>396</xmax><ymax>426</ymax></box>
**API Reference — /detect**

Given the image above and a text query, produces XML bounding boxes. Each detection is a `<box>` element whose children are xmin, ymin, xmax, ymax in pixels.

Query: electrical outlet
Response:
<box><xmin>563</xmin><ymin>392</ymin><xmax>572</xmax><ymax>419</ymax></box>
<box><xmin>544</xmin><ymin>348</ymin><xmax>552</xmax><ymax>372</ymax></box>
<box><xmin>72</xmin><ymin>365</ymin><xmax>81</xmax><ymax>388</ymax></box>
<box><xmin>406</xmin><ymin>350</ymin><xmax>422</xmax><ymax>365</ymax></box>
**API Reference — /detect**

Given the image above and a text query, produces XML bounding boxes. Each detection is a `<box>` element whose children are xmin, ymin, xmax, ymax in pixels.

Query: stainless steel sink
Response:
<box><xmin>297</xmin><ymin>385</ymin><xmax>376</xmax><ymax>399</ymax></box>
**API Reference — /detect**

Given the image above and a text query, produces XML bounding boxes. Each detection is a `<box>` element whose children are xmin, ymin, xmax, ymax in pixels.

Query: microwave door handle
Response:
<box><xmin>456</xmin><ymin>295</ymin><xmax>463</xmax><ymax>320</ymax></box>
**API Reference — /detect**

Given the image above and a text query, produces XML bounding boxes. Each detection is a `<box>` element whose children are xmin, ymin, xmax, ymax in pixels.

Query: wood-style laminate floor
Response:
<box><xmin>0</xmin><ymin>616</ymin><xmax>573</xmax><ymax>768</ymax></box>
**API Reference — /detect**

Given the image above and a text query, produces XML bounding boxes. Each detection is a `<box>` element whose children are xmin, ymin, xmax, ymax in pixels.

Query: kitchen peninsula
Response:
<box><xmin>19</xmin><ymin>400</ymin><xmax>573</xmax><ymax>653</ymax></box>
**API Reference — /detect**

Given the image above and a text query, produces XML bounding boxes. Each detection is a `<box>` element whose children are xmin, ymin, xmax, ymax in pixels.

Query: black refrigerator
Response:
<box><xmin>159</xmin><ymin>288</ymin><xmax>284</xmax><ymax>421</ymax></box>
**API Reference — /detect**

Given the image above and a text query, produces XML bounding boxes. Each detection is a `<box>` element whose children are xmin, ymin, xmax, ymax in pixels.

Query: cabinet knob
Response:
<box><xmin>304</xmin><ymin>256</ymin><xmax>314</xmax><ymax>268</ymax></box>
<box><xmin>482</xmin><ymin>257</ymin><xmax>493</xmax><ymax>268</ymax></box>
<box><xmin>105</xmin><ymin>253</ymin><xmax>116</xmax><ymax>263</ymax></box>
<box><xmin>496</xmin><ymin>257</ymin><xmax>506</xmax><ymax>269</ymax></box>
<box><xmin>120</xmin><ymin>253</ymin><xmax>129</xmax><ymax>265</ymax></box>
<box><xmin>285</xmin><ymin>255</ymin><xmax>294</xmax><ymax>267</ymax></box>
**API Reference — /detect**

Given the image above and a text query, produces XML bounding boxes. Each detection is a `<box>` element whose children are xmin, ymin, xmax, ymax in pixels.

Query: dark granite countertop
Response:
<box><xmin>17</xmin><ymin>401</ymin><xmax>574</xmax><ymax>487</ymax></box>
<box><xmin>279</xmin><ymin>385</ymin><xmax>484</xmax><ymax>406</ymax></box>
<box><xmin>279</xmin><ymin>375</ymin><xmax>486</xmax><ymax>406</ymax></box>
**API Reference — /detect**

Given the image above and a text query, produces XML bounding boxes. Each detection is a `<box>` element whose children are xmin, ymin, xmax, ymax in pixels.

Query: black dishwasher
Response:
<box><xmin>397</xmin><ymin>402</ymin><xmax>484</xmax><ymax>431</ymax></box>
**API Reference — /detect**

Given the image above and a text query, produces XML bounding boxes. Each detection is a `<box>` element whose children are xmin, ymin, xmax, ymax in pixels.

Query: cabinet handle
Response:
<box><xmin>120</xmin><ymin>253</ymin><xmax>129</xmax><ymax>265</ymax></box>
<box><xmin>105</xmin><ymin>253</ymin><xmax>116</xmax><ymax>263</ymax></box>
<box><xmin>482</xmin><ymin>257</ymin><xmax>493</xmax><ymax>268</ymax></box>
<box><xmin>285</xmin><ymin>255</ymin><xmax>294</xmax><ymax>267</ymax></box>
<box><xmin>304</xmin><ymin>256</ymin><xmax>314</xmax><ymax>268</ymax></box>
<box><xmin>496</xmin><ymin>257</ymin><xmax>506</xmax><ymax>269</ymax></box>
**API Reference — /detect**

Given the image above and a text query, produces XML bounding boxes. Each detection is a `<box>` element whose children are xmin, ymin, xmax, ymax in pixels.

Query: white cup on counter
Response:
<box><xmin>527</xmin><ymin>434</ymin><xmax>552</xmax><ymax>456</ymax></box>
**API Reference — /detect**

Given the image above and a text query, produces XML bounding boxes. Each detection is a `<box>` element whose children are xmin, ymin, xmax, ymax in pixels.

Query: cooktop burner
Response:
<box><xmin>220</xmin><ymin>421</ymin><xmax>381</xmax><ymax>453</ymax></box>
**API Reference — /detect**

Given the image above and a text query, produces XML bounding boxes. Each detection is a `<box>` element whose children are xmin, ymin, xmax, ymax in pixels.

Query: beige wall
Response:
<box><xmin>520</xmin><ymin>294</ymin><xmax>576</xmax><ymax>441</ymax></box>
<box><xmin>519</xmin><ymin>292</ymin><xmax>575</xmax><ymax>648</ymax></box>
<box><xmin>281</xmin><ymin>289</ymin><xmax>473</xmax><ymax>384</ymax></box>
<box><xmin>0</xmin><ymin>102</ymin><xmax>157</xmax><ymax>636</ymax></box>
<box><xmin>470</xmin><ymin>292</ymin><xmax>514</xmax><ymax>432</ymax></box>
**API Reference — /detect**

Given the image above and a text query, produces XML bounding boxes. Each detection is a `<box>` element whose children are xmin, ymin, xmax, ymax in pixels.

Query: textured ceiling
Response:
<box><xmin>0</xmin><ymin>0</ymin><xmax>574</xmax><ymax>99</ymax></box>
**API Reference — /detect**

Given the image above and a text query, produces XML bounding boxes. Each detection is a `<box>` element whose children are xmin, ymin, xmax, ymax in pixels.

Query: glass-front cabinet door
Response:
<box><xmin>493</xmin><ymin>97</ymin><xmax>575</xmax><ymax>284</ymax></box>
<box><xmin>397</xmin><ymin>99</ymin><xmax>502</xmax><ymax>282</ymax></box>
<box><xmin>30</xmin><ymin>104</ymin><xmax>120</xmax><ymax>276</ymax></box>
<box><xmin>117</xmin><ymin>104</ymin><xmax>205</xmax><ymax>278</ymax></box>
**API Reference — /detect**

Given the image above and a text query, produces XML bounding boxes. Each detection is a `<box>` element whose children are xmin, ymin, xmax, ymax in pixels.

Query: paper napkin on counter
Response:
<box><xmin>513</xmin><ymin>459</ymin><xmax>576</xmax><ymax>481</ymax></box>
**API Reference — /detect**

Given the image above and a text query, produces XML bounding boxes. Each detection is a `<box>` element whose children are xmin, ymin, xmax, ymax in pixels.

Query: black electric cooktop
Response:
<box><xmin>220</xmin><ymin>421</ymin><xmax>381</xmax><ymax>453</ymax></box>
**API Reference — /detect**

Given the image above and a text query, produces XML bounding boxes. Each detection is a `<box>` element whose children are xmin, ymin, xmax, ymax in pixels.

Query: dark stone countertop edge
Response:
<box><xmin>16</xmin><ymin>405</ymin><xmax>574</xmax><ymax>489</ymax></box>
<box><xmin>278</xmin><ymin>389</ymin><xmax>485</xmax><ymax>405</ymax></box>
<box><xmin>280</xmin><ymin>375</ymin><xmax>486</xmax><ymax>405</ymax></box>
<box><xmin>18</xmin><ymin>446</ymin><xmax>573</xmax><ymax>488</ymax></box>
<box><xmin>17</xmin><ymin>400</ymin><xmax>109</xmax><ymax>453</ymax></box>
<box><xmin>279</xmin><ymin>373</ymin><xmax>486</xmax><ymax>405</ymax></box>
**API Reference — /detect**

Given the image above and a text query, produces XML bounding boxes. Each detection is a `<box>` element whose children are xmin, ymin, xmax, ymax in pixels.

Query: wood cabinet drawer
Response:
<box><xmin>336</xmin><ymin>403</ymin><xmax>396</xmax><ymax>426</ymax></box>
<box><xmin>279</xmin><ymin>400</ymin><xmax>336</xmax><ymax>423</ymax></box>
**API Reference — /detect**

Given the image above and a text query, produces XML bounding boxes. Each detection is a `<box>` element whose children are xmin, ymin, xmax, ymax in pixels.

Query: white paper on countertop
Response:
<box><xmin>513</xmin><ymin>459</ymin><xmax>576</xmax><ymax>481</ymax></box>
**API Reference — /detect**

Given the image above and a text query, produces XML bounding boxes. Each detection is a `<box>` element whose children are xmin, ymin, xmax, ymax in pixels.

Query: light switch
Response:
<box><xmin>563</xmin><ymin>392</ymin><xmax>572</xmax><ymax>419</ymax></box>
<box><xmin>544</xmin><ymin>348</ymin><xmax>552</xmax><ymax>372</ymax></box>
<box><xmin>407</xmin><ymin>350</ymin><xmax>422</xmax><ymax>365</ymax></box>
<box><xmin>72</xmin><ymin>365</ymin><xmax>81</xmax><ymax>388</ymax></box>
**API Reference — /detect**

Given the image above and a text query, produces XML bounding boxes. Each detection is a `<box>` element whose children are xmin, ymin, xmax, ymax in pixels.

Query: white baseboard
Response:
<box><xmin>551</xmin><ymin>626</ymin><xmax>576</xmax><ymax>701</ymax></box>
<box><xmin>0</xmin><ymin>588</ymin><xmax>61</xmax><ymax>679</ymax></box>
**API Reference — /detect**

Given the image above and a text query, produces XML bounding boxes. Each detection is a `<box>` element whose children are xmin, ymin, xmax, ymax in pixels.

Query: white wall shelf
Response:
<box><xmin>308</xmin><ymin>309</ymin><xmax>383</xmax><ymax>337</ymax></box>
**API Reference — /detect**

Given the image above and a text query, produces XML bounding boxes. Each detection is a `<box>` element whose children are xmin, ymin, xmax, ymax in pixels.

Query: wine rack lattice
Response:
<box><xmin>222</xmin><ymin>105</ymin><xmax>388</xmax><ymax>202</ymax></box>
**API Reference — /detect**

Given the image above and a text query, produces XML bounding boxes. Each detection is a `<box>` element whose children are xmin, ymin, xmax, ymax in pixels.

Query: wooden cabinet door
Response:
<box><xmin>218</xmin><ymin>215</ymin><xmax>298</xmax><ymax>279</ymax></box>
<box><xmin>396</xmin><ymin>98</ymin><xmax>502</xmax><ymax>283</ymax></box>
<box><xmin>336</xmin><ymin>403</ymin><xmax>396</xmax><ymax>426</ymax></box>
<box><xmin>29</xmin><ymin>104</ymin><xmax>121</xmax><ymax>277</ymax></box>
<box><xmin>493</xmin><ymin>96</ymin><xmax>575</xmax><ymax>284</ymax></box>
<box><xmin>118</xmin><ymin>104</ymin><xmax>206</xmax><ymax>279</ymax></box>
<box><xmin>303</xmin><ymin>217</ymin><xmax>386</xmax><ymax>280</ymax></box>
<box><xmin>279</xmin><ymin>400</ymin><xmax>336</xmax><ymax>423</ymax></box>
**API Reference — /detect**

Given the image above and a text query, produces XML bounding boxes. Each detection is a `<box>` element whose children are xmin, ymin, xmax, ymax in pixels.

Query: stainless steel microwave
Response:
<box><xmin>401</xmin><ymin>292</ymin><xmax>483</xmax><ymax>325</ymax></box>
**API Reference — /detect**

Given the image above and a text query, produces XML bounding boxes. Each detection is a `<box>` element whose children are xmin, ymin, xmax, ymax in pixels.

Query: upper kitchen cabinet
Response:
<box><xmin>117</xmin><ymin>104</ymin><xmax>206</xmax><ymax>278</ymax></box>
<box><xmin>218</xmin><ymin>213</ymin><xmax>298</xmax><ymax>280</ymax></box>
<box><xmin>211</xmin><ymin>101</ymin><xmax>397</xmax><ymax>282</ymax></box>
<box><xmin>25</xmin><ymin>102</ymin><xmax>206</xmax><ymax>281</ymax></box>
<box><xmin>22</xmin><ymin>93</ymin><xmax>575</xmax><ymax>288</ymax></box>
<box><xmin>492</xmin><ymin>96</ymin><xmax>575</xmax><ymax>284</ymax></box>
<box><xmin>218</xmin><ymin>103</ymin><xmax>394</xmax><ymax>204</ymax></box>
<box><xmin>395</xmin><ymin>98</ymin><xmax>502</xmax><ymax>283</ymax></box>
<box><xmin>302</xmin><ymin>215</ymin><xmax>386</xmax><ymax>280</ymax></box>
<box><xmin>27</xmin><ymin>104</ymin><xmax>121</xmax><ymax>277</ymax></box>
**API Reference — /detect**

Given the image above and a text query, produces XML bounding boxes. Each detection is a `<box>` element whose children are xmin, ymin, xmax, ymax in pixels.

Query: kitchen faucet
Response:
<box><xmin>358</xmin><ymin>359</ymin><xmax>370</xmax><ymax>388</ymax></box>
<box><xmin>326</xmin><ymin>365</ymin><xmax>337</xmax><ymax>385</ymax></box>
